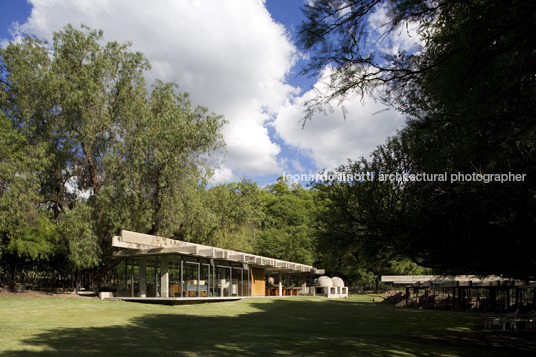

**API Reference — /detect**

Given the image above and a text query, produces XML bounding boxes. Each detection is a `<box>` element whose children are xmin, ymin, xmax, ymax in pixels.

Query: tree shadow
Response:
<box><xmin>3</xmin><ymin>299</ymin><xmax>535</xmax><ymax>356</ymax></box>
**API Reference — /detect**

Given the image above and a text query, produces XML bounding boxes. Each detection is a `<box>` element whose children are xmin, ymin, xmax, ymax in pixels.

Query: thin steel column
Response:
<box><xmin>180</xmin><ymin>259</ymin><xmax>184</xmax><ymax>298</ymax></box>
<box><xmin>130</xmin><ymin>261</ymin><xmax>134</xmax><ymax>297</ymax></box>
<box><xmin>197</xmin><ymin>262</ymin><xmax>200</xmax><ymax>297</ymax></box>
<box><xmin>124</xmin><ymin>259</ymin><xmax>128</xmax><ymax>293</ymax></box>
<box><xmin>154</xmin><ymin>257</ymin><xmax>159</xmax><ymax>297</ymax></box>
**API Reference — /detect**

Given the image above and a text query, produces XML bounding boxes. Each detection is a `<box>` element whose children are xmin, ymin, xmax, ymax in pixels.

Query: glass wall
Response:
<box><xmin>113</xmin><ymin>255</ymin><xmax>250</xmax><ymax>298</ymax></box>
<box><xmin>168</xmin><ymin>258</ymin><xmax>181</xmax><ymax>297</ymax></box>
<box><xmin>183</xmin><ymin>261</ymin><xmax>200</xmax><ymax>297</ymax></box>
<box><xmin>200</xmin><ymin>263</ymin><xmax>211</xmax><ymax>297</ymax></box>
<box><xmin>232</xmin><ymin>267</ymin><xmax>242</xmax><ymax>297</ymax></box>
<box><xmin>215</xmin><ymin>265</ymin><xmax>231</xmax><ymax>297</ymax></box>
<box><xmin>115</xmin><ymin>258</ymin><xmax>140</xmax><ymax>297</ymax></box>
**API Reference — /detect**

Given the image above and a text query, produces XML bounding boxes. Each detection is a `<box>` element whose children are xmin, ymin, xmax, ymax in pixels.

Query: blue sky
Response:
<box><xmin>0</xmin><ymin>0</ymin><xmax>408</xmax><ymax>186</ymax></box>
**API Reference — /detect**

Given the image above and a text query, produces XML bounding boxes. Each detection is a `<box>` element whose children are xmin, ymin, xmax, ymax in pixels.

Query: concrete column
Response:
<box><xmin>160</xmin><ymin>256</ymin><xmax>169</xmax><ymax>298</ymax></box>
<box><xmin>139</xmin><ymin>258</ymin><xmax>147</xmax><ymax>298</ymax></box>
<box><xmin>278</xmin><ymin>272</ymin><xmax>283</xmax><ymax>296</ymax></box>
<box><xmin>301</xmin><ymin>274</ymin><xmax>307</xmax><ymax>295</ymax></box>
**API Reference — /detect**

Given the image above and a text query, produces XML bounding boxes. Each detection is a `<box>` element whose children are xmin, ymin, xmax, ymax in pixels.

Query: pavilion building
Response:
<box><xmin>381</xmin><ymin>275</ymin><xmax>536</xmax><ymax>312</ymax></box>
<box><xmin>104</xmin><ymin>230</ymin><xmax>324</xmax><ymax>302</ymax></box>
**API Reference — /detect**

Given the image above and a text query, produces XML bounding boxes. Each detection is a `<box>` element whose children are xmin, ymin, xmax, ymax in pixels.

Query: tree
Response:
<box><xmin>0</xmin><ymin>112</ymin><xmax>53</xmax><ymax>262</ymax></box>
<box><xmin>313</xmin><ymin>152</ymin><xmax>430</xmax><ymax>286</ymax></box>
<box><xmin>100</xmin><ymin>80</ymin><xmax>225</xmax><ymax>242</ymax></box>
<box><xmin>174</xmin><ymin>179</ymin><xmax>262</xmax><ymax>252</ymax></box>
<box><xmin>298</xmin><ymin>0</ymin><xmax>536</xmax><ymax>119</ymax></box>
<box><xmin>391</xmin><ymin>0</ymin><xmax>536</xmax><ymax>280</ymax></box>
<box><xmin>298</xmin><ymin>0</ymin><xmax>435</xmax><ymax>119</ymax></box>
<box><xmin>299</xmin><ymin>0</ymin><xmax>536</xmax><ymax>280</ymax></box>
<box><xmin>1</xmin><ymin>25</ymin><xmax>225</xmax><ymax>281</ymax></box>
<box><xmin>256</xmin><ymin>177</ymin><xmax>318</xmax><ymax>265</ymax></box>
<box><xmin>1</xmin><ymin>25</ymin><xmax>151</xmax><ymax>269</ymax></box>
<box><xmin>58</xmin><ymin>201</ymin><xmax>99</xmax><ymax>270</ymax></box>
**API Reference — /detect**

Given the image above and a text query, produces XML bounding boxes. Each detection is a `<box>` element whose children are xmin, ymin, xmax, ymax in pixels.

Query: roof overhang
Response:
<box><xmin>113</xmin><ymin>230</ymin><xmax>324</xmax><ymax>275</ymax></box>
<box><xmin>381</xmin><ymin>275</ymin><xmax>529</xmax><ymax>287</ymax></box>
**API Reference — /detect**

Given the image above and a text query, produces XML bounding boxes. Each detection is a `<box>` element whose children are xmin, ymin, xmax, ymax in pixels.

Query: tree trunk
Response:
<box><xmin>82</xmin><ymin>142</ymin><xmax>101</xmax><ymax>196</ymax></box>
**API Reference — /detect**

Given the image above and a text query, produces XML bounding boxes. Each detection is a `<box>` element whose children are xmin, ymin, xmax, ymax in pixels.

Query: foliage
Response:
<box><xmin>299</xmin><ymin>0</ymin><xmax>536</xmax><ymax>280</ymax></box>
<box><xmin>174</xmin><ymin>179</ymin><xmax>262</xmax><ymax>253</ymax></box>
<box><xmin>0</xmin><ymin>25</ymin><xmax>224</xmax><ymax>277</ymax></box>
<box><xmin>57</xmin><ymin>201</ymin><xmax>100</xmax><ymax>270</ymax></box>
<box><xmin>4</xmin><ymin>216</ymin><xmax>57</xmax><ymax>262</ymax></box>
<box><xmin>313</xmin><ymin>166</ymin><xmax>430</xmax><ymax>285</ymax></box>
<box><xmin>255</xmin><ymin>177</ymin><xmax>318</xmax><ymax>265</ymax></box>
<box><xmin>297</xmin><ymin>0</ymin><xmax>435</xmax><ymax>120</ymax></box>
<box><xmin>0</xmin><ymin>112</ymin><xmax>52</xmax><ymax>262</ymax></box>
<box><xmin>100</xmin><ymin>80</ymin><xmax>225</xmax><ymax>241</ymax></box>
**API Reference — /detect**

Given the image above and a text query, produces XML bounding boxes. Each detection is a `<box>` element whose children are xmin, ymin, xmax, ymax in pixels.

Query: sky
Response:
<box><xmin>0</xmin><ymin>0</ymin><xmax>410</xmax><ymax>186</ymax></box>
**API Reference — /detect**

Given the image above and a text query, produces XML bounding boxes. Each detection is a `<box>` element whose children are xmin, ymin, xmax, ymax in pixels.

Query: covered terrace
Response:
<box><xmin>382</xmin><ymin>275</ymin><xmax>536</xmax><ymax>312</ymax></box>
<box><xmin>105</xmin><ymin>230</ymin><xmax>324</xmax><ymax>303</ymax></box>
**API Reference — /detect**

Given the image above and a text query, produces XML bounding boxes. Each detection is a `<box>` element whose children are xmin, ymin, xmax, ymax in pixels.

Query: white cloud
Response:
<box><xmin>212</xmin><ymin>166</ymin><xmax>236</xmax><ymax>184</ymax></box>
<box><xmin>223</xmin><ymin>115</ymin><xmax>281</xmax><ymax>174</ymax></box>
<box><xmin>7</xmin><ymin>0</ymin><xmax>412</xmax><ymax>182</ymax></box>
<box><xmin>368</xmin><ymin>3</ymin><xmax>422</xmax><ymax>55</ymax></box>
<box><xmin>15</xmin><ymin>0</ymin><xmax>298</xmax><ymax>179</ymax></box>
<box><xmin>272</xmin><ymin>3</ymin><xmax>419</xmax><ymax>173</ymax></box>
<box><xmin>273</xmin><ymin>76</ymin><xmax>406</xmax><ymax>170</ymax></box>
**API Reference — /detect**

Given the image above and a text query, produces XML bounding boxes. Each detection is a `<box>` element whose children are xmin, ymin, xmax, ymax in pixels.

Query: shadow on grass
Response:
<box><xmin>4</xmin><ymin>299</ymin><xmax>535</xmax><ymax>356</ymax></box>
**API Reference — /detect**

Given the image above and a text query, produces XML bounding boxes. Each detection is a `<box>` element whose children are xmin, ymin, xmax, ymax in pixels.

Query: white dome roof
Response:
<box><xmin>313</xmin><ymin>276</ymin><xmax>333</xmax><ymax>287</ymax></box>
<box><xmin>331</xmin><ymin>277</ymin><xmax>345</xmax><ymax>287</ymax></box>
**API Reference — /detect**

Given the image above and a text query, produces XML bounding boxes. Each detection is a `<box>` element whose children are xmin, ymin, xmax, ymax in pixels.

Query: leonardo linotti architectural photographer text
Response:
<box><xmin>283</xmin><ymin>172</ymin><xmax>527</xmax><ymax>184</ymax></box>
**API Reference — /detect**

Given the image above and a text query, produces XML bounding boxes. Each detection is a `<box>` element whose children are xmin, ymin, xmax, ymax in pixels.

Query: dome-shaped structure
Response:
<box><xmin>331</xmin><ymin>277</ymin><xmax>345</xmax><ymax>287</ymax></box>
<box><xmin>313</xmin><ymin>276</ymin><xmax>333</xmax><ymax>287</ymax></box>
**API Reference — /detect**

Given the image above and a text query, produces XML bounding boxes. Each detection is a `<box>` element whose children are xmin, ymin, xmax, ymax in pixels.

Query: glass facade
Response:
<box><xmin>113</xmin><ymin>255</ymin><xmax>250</xmax><ymax>298</ymax></box>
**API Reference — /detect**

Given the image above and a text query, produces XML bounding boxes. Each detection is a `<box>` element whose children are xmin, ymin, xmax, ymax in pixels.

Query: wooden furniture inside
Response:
<box><xmin>170</xmin><ymin>284</ymin><xmax>181</xmax><ymax>297</ymax></box>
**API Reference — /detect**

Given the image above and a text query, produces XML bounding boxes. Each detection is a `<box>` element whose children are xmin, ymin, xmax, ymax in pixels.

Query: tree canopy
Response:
<box><xmin>299</xmin><ymin>0</ymin><xmax>536</xmax><ymax>280</ymax></box>
<box><xmin>4</xmin><ymin>2</ymin><xmax>535</xmax><ymax>288</ymax></box>
<box><xmin>0</xmin><ymin>25</ymin><xmax>225</xmax><ymax>278</ymax></box>
<box><xmin>255</xmin><ymin>177</ymin><xmax>319</xmax><ymax>265</ymax></box>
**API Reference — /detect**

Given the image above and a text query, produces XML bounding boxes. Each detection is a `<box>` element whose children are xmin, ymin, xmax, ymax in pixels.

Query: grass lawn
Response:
<box><xmin>0</xmin><ymin>293</ymin><xmax>533</xmax><ymax>356</ymax></box>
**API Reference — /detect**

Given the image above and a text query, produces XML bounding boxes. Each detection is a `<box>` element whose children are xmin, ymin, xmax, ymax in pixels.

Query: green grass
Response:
<box><xmin>0</xmin><ymin>294</ymin><xmax>532</xmax><ymax>356</ymax></box>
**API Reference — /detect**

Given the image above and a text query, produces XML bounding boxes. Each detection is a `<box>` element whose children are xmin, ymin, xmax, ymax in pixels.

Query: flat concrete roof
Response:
<box><xmin>113</xmin><ymin>230</ymin><xmax>325</xmax><ymax>275</ymax></box>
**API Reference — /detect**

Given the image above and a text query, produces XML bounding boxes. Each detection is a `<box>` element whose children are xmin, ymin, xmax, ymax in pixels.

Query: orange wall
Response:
<box><xmin>250</xmin><ymin>268</ymin><xmax>266</xmax><ymax>296</ymax></box>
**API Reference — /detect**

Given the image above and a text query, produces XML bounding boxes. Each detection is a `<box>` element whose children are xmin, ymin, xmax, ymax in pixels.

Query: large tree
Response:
<box><xmin>1</xmin><ymin>25</ymin><xmax>225</xmax><ymax>277</ymax></box>
<box><xmin>299</xmin><ymin>0</ymin><xmax>536</xmax><ymax>280</ymax></box>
